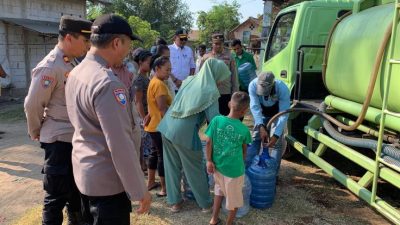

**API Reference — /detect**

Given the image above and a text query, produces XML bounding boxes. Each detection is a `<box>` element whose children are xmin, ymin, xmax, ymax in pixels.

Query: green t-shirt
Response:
<box><xmin>205</xmin><ymin>115</ymin><xmax>252</xmax><ymax>178</ymax></box>
<box><xmin>233</xmin><ymin>50</ymin><xmax>256</xmax><ymax>69</ymax></box>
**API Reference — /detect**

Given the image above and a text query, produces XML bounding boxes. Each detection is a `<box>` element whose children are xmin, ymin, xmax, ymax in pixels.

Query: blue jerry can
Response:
<box><xmin>246</xmin><ymin>147</ymin><xmax>277</xmax><ymax>209</ymax></box>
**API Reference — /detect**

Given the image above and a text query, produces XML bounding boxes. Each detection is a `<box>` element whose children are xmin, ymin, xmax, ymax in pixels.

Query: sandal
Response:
<box><xmin>156</xmin><ymin>192</ymin><xmax>167</xmax><ymax>197</ymax></box>
<box><xmin>171</xmin><ymin>200</ymin><xmax>184</xmax><ymax>213</ymax></box>
<box><xmin>209</xmin><ymin>218</ymin><xmax>222</xmax><ymax>225</ymax></box>
<box><xmin>147</xmin><ymin>182</ymin><xmax>160</xmax><ymax>191</ymax></box>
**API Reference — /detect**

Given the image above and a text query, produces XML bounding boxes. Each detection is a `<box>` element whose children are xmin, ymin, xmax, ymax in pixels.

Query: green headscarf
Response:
<box><xmin>170</xmin><ymin>58</ymin><xmax>231</xmax><ymax>118</ymax></box>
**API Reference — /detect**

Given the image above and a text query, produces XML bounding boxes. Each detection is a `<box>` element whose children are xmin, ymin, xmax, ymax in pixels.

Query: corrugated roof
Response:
<box><xmin>0</xmin><ymin>18</ymin><xmax>59</xmax><ymax>35</ymax></box>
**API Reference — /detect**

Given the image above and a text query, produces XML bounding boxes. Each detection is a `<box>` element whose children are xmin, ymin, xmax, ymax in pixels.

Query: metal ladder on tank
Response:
<box><xmin>370</xmin><ymin>0</ymin><xmax>400</xmax><ymax>223</ymax></box>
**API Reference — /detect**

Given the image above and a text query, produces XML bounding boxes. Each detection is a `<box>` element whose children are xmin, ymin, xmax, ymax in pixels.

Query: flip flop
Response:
<box><xmin>147</xmin><ymin>182</ymin><xmax>160</xmax><ymax>191</ymax></box>
<box><xmin>171</xmin><ymin>200</ymin><xmax>184</xmax><ymax>213</ymax></box>
<box><xmin>156</xmin><ymin>192</ymin><xmax>167</xmax><ymax>197</ymax></box>
<box><xmin>209</xmin><ymin>218</ymin><xmax>222</xmax><ymax>225</ymax></box>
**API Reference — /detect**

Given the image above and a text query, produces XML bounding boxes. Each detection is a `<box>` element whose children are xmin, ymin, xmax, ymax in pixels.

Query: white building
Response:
<box><xmin>0</xmin><ymin>0</ymin><xmax>90</xmax><ymax>96</ymax></box>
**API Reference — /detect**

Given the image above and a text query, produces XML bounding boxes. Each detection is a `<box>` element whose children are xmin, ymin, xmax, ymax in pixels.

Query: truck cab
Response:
<box><xmin>262</xmin><ymin>1</ymin><xmax>353</xmax><ymax>101</ymax></box>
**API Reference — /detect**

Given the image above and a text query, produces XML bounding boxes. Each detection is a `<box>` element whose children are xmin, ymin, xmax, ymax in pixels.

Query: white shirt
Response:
<box><xmin>168</xmin><ymin>43</ymin><xmax>195</xmax><ymax>87</ymax></box>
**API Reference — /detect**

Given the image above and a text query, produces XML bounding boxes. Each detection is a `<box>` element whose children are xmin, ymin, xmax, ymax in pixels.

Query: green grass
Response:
<box><xmin>0</xmin><ymin>103</ymin><xmax>25</xmax><ymax>122</ymax></box>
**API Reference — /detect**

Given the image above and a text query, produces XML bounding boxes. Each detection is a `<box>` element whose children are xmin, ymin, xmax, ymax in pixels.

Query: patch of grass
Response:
<box><xmin>0</xmin><ymin>103</ymin><xmax>25</xmax><ymax>122</ymax></box>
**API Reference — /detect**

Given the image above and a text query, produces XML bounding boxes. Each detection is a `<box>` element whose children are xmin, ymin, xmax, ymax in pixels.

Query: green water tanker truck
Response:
<box><xmin>261</xmin><ymin>0</ymin><xmax>400</xmax><ymax>222</ymax></box>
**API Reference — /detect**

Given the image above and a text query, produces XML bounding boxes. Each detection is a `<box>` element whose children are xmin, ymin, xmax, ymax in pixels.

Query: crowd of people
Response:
<box><xmin>23</xmin><ymin>13</ymin><xmax>290</xmax><ymax>225</ymax></box>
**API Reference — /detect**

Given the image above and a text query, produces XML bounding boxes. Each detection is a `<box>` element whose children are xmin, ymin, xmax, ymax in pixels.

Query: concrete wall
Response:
<box><xmin>0</xmin><ymin>0</ymin><xmax>85</xmax><ymax>95</ymax></box>
<box><xmin>0</xmin><ymin>0</ymin><xmax>86</xmax><ymax>21</ymax></box>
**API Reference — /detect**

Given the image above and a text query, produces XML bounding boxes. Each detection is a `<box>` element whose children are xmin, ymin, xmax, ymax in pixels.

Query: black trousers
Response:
<box><xmin>82</xmin><ymin>192</ymin><xmax>132</xmax><ymax>225</ymax></box>
<box><xmin>148</xmin><ymin>131</ymin><xmax>164</xmax><ymax>177</ymax></box>
<box><xmin>41</xmin><ymin>141</ymin><xmax>82</xmax><ymax>225</ymax></box>
<box><xmin>218</xmin><ymin>94</ymin><xmax>232</xmax><ymax>116</ymax></box>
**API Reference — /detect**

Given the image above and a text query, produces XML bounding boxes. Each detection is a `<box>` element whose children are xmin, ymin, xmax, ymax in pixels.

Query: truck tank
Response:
<box><xmin>325</xmin><ymin>3</ymin><xmax>400</xmax><ymax>112</ymax></box>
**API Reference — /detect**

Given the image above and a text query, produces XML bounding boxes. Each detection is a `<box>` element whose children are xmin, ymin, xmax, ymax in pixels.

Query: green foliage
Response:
<box><xmin>127</xmin><ymin>16</ymin><xmax>160</xmax><ymax>49</ymax></box>
<box><xmin>196</xmin><ymin>1</ymin><xmax>241</xmax><ymax>44</ymax></box>
<box><xmin>86</xmin><ymin>1</ymin><xmax>160</xmax><ymax>49</ymax></box>
<box><xmin>106</xmin><ymin>0</ymin><xmax>193</xmax><ymax>38</ymax></box>
<box><xmin>86</xmin><ymin>1</ymin><xmax>105</xmax><ymax>21</ymax></box>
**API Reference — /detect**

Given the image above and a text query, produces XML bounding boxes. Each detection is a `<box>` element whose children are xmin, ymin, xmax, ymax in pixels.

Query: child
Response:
<box><xmin>205</xmin><ymin>91</ymin><xmax>252</xmax><ymax>225</ymax></box>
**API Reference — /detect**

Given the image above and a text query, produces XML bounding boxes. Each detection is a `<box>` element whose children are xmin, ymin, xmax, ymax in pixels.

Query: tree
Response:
<box><xmin>196</xmin><ymin>1</ymin><xmax>241</xmax><ymax>44</ymax></box>
<box><xmin>103</xmin><ymin>0</ymin><xmax>193</xmax><ymax>38</ymax></box>
<box><xmin>127</xmin><ymin>16</ymin><xmax>160</xmax><ymax>49</ymax></box>
<box><xmin>87</xmin><ymin>1</ymin><xmax>104</xmax><ymax>20</ymax></box>
<box><xmin>86</xmin><ymin>2</ymin><xmax>160</xmax><ymax>49</ymax></box>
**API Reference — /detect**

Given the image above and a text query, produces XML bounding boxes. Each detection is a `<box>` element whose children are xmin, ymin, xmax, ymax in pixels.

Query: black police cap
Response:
<box><xmin>59</xmin><ymin>15</ymin><xmax>92</xmax><ymax>38</ymax></box>
<box><xmin>175</xmin><ymin>28</ymin><xmax>188</xmax><ymax>37</ymax></box>
<box><xmin>212</xmin><ymin>33</ymin><xmax>224</xmax><ymax>42</ymax></box>
<box><xmin>91</xmin><ymin>14</ymin><xmax>143</xmax><ymax>42</ymax></box>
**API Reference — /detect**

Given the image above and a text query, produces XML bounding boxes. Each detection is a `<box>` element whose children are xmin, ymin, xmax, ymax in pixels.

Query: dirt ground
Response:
<box><xmin>0</xmin><ymin>101</ymin><xmax>394</xmax><ymax>225</ymax></box>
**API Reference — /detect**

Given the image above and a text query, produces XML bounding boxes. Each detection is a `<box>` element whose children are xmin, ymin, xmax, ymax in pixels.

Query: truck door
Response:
<box><xmin>263</xmin><ymin>11</ymin><xmax>296</xmax><ymax>87</ymax></box>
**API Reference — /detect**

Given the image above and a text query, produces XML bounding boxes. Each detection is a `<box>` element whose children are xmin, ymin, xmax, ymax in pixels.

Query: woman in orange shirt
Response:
<box><xmin>145</xmin><ymin>56</ymin><xmax>172</xmax><ymax>197</ymax></box>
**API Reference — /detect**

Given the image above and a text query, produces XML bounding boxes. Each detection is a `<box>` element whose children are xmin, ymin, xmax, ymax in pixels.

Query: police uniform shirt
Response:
<box><xmin>24</xmin><ymin>46</ymin><xmax>74</xmax><ymax>143</ymax></box>
<box><xmin>65</xmin><ymin>52</ymin><xmax>146</xmax><ymax>199</ymax></box>
<box><xmin>200</xmin><ymin>49</ymin><xmax>239</xmax><ymax>95</ymax></box>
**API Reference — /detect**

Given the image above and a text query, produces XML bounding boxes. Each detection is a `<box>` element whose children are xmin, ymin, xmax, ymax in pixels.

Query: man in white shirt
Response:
<box><xmin>168</xmin><ymin>28</ymin><xmax>196</xmax><ymax>92</ymax></box>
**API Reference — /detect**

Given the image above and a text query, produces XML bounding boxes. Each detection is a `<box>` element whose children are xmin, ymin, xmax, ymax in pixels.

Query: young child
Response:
<box><xmin>205</xmin><ymin>91</ymin><xmax>252</xmax><ymax>225</ymax></box>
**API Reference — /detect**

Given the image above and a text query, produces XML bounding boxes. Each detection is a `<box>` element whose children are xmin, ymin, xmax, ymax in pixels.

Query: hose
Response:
<box><xmin>265</xmin><ymin>105</ymin><xmax>400</xmax><ymax>167</ymax></box>
<box><xmin>319</xmin><ymin>103</ymin><xmax>400</xmax><ymax>161</ymax></box>
<box><xmin>322</xmin><ymin>13</ymin><xmax>393</xmax><ymax>131</ymax></box>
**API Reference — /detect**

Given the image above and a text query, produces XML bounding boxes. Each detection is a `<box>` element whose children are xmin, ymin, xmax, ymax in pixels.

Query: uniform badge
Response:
<box><xmin>41</xmin><ymin>76</ymin><xmax>55</xmax><ymax>89</ymax></box>
<box><xmin>113</xmin><ymin>88</ymin><xmax>127</xmax><ymax>106</ymax></box>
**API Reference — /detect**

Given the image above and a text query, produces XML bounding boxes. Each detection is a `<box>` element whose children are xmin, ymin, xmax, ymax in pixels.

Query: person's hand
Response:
<box><xmin>267</xmin><ymin>136</ymin><xmax>278</xmax><ymax>148</ymax></box>
<box><xmin>30</xmin><ymin>135</ymin><xmax>39</xmax><ymax>141</ymax></box>
<box><xmin>259</xmin><ymin>126</ymin><xmax>269</xmax><ymax>143</ymax></box>
<box><xmin>136</xmin><ymin>191</ymin><xmax>152</xmax><ymax>214</ymax></box>
<box><xmin>206</xmin><ymin>161</ymin><xmax>215</xmax><ymax>174</ymax></box>
<box><xmin>143</xmin><ymin>114</ymin><xmax>151</xmax><ymax>126</ymax></box>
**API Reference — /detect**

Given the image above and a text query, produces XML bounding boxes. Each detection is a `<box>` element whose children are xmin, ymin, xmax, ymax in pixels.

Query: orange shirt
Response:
<box><xmin>145</xmin><ymin>77</ymin><xmax>172</xmax><ymax>132</ymax></box>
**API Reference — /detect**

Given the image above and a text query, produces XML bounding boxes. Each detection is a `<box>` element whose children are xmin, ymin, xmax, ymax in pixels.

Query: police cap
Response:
<box><xmin>59</xmin><ymin>15</ymin><xmax>92</xmax><ymax>38</ymax></box>
<box><xmin>175</xmin><ymin>28</ymin><xmax>188</xmax><ymax>38</ymax></box>
<box><xmin>91</xmin><ymin>14</ymin><xmax>143</xmax><ymax>42</ymax></box>
<box><xmin>212</xmin><ymin>33</ymin><xmax>224</xmax><ymax>42</ymax></box>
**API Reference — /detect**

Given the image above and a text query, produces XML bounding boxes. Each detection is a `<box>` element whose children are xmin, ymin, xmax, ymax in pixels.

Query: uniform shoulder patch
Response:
<box><xmin>41</xmin><ymin>75</ymin><xmax>55</xmax><ymax>89</ymax></box>
<box><xmin>113</xmin><ymin>88</ymin><xmax>127</xmax><ymax>106</ymax></box>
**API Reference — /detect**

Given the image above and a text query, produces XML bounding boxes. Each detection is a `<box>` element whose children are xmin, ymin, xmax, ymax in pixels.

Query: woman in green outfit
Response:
<box><xmin>157</xmin><ymin>58</ymin><xmax>231</xmax><ymax>212</ymax></box>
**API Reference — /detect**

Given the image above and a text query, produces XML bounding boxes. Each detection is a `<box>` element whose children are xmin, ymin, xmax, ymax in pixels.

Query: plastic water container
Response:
<box><xmin>245</xmin><ymin>140</ymin><xmax>260</xmax><ymax>169</ymax></box>
<box><xmin>246</xmin><ymin>147</ymin><xmax>277</xmax><ymax>209</ymax></box>
<box><xmin>238</xmin><ymin>62</ymin><xmax>257</xmax><ymax>90</ymax></box>
<box><xmin>222</xmin><ymin>174</ymin><xmax>252</xmax><ymax>218</ymax></box>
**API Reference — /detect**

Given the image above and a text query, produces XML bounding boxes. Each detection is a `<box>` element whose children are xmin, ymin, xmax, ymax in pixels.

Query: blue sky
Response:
<box><xmin>183</xmin><ymin>0</ymin><xmax>265</xmax><ymax>29</ymax></box>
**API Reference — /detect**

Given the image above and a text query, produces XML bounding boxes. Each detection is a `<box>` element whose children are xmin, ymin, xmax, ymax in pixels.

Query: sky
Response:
<box><xmin>183</xmin><ymin>0</ymin><xmax>265</xmax><ymax>29</ymax></box>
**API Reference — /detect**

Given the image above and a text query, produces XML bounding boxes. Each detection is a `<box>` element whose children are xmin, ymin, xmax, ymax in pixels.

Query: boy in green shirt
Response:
<box><xmin>205</xmin><ymin>92</ymin><xmax>252</xmax><ymax>225</ymax></box>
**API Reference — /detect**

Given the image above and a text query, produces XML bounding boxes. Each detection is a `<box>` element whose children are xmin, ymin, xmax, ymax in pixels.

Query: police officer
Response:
<box><xmin>65</xmin><ymin>14</ymin><xmax>151</xmax><ymax>224</ymax></box>
<box><xmin>24</xmin><ymin>15</ymin><xmax>92</xmax><ymax>225</ymax></box>
<box><xmin>200</xmin><ymin>33</ymin><xmax>239</xmax><ymax>115</ymax></box>
<box><xmin>248</xmin><ymin>71</ymin><xmax>290</xmax><ymax>172</ymax></box>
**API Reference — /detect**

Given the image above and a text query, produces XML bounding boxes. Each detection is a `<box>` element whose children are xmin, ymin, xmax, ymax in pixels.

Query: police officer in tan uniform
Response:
<box><xmin>200</xmin><ymin>33</ymin><xmax>239</xmax><ymax>115</ymax></box>
<box><xmin>24</xmin><ymin>15</ymin><xmax>92</xmax><ymax>225</ymax></box>
<box><xmin>65</xmin><ymin>14</ymin><xmax>151</xmax><ymax>225</ymax></box>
